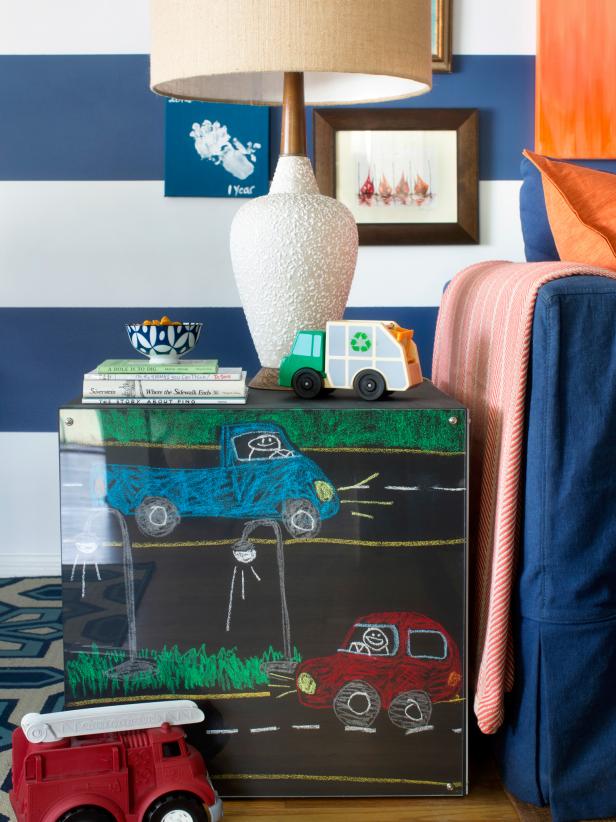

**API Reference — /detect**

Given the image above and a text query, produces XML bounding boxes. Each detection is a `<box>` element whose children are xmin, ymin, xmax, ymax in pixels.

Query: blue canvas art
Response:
<box><xmin>164</xmin><ymin>100</ymin><xmax>269</xmax><ymax>198</ymax></box>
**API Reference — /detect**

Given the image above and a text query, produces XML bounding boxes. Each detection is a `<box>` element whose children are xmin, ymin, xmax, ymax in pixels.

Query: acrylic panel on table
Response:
<box><xmin>536</xmin><ymin>0</ymin><xmax>616</xmax><ymax>158</ymax></box>
<box><xmin>59</xmin><ymin>392</ymin><xmax>467</xmax><ymax>799</ymax></box>
<box><xmin>165</xmin><ymin>100</ymin><xmax>270</xmax><ymax>197</ymax></box>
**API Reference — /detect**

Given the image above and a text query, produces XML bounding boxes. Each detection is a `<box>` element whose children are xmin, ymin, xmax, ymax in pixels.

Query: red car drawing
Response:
<box><xmin>295</xmin><ymin>611</ymin><xmax>462</xmax><ymax>730</ymax></box>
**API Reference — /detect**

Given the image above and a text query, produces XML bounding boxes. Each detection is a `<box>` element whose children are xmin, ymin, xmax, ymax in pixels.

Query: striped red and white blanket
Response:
<box><xmin>432</xmin><ymin>260</ymin><xmax>616</xmax><ymax>733</ymax></box>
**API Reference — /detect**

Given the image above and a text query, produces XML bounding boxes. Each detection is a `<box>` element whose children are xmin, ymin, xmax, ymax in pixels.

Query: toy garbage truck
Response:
<box><xmin>279</xmin><ymin>320</ymin><xmax>423</xmax><ymax>401</ymax></box>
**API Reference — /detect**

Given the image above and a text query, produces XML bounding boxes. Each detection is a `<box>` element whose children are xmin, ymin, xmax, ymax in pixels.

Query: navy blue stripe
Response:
<box><xmin>2</xmin><ymin>54</ymin><xmax>615</xmax><ymax>183</ymax></box>
<box><xmin>0</xmin><ymin>307</ymin><xmax>438</xmax><ymax>432</ymax></box>
<box><xmin>0</xmin><ymin>55</ymin><xmax>164</xmax><ymax>180</ymax></box>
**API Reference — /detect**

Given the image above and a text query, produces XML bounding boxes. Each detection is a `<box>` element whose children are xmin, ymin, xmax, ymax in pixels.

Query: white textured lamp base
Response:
<box><xmin>230</xmin><ymin>155</ymin><xmax>358</xmax><ymax>388</ymax></box>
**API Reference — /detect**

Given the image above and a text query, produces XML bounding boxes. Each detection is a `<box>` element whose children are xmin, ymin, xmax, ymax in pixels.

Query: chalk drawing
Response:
<box><xmin>66</xmin><ymin>641</ymin><xmax>301</xmax><ymax>699</ymax></box>
<box><xmin>386</xmin><ymin>486</ymin><xmax>420</xmax><ymax>491</ymax></box>
<box><xmin>70</xmin><ymin>536</ymin><xmax>101</xmax><ymax>598</ymax></box>
<box><xmin>226</xmin><ymin>519</ymin><xmax>297</xmax><ymax>676</ymax></box>
<box><xmin>250</xmin><ymin>726</ymin><xmax>279</xmax><ymax>734</ymax></box>
<box><xmin>432</xmin><ymin>486</ymin><xmax>466</xmax><ymax>492</ymax></box>
<box><xmin>70</xmin><ymin>507</ymin><xmax>156</xmax><ymax>679</ymax></box>
<box><xmin>405</xmin><ymin>725</ymin><xmax>434</xmax><ymax>735</ymax></box>
<box><xmin>340</xmin><ymin>500</ymin><xmax>393</xmax><ymax>506</ymax></box>
<box><xmin>296</xmin><ymin>612</ymin><xmax>462</xmax><ymax>732</ymax></box>
<box><xmin>337</xmin><ymin>472</ymin><xmax>380</xmax><ymax>492</ymax></box>
<box><xmin>101</xmin><ymin>422</ymin><xmax>339</xmax><ymax>539</ymax></box>
<box><xmin>351</xmin><ymin>511</ymin><xmax>374</xmax><ymax>520</ymax></box>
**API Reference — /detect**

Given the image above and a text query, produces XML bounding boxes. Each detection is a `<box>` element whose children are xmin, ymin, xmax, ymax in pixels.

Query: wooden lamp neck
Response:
<box><xmin>280</xmin><ymin>71</ymin><xmax>307</xmax><ymax>157</ymax></box>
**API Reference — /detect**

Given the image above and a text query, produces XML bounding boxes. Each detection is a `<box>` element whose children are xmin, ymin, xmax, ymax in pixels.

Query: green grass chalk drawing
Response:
<box><xmin>89</xmin><ymin>407</ymin><xmax>466</xmax><ymax>453</ymax></box>
<box><xmin>66</xmin><ymin>643</ymin><xmax>302</xmax><ymax>699</ymax></box>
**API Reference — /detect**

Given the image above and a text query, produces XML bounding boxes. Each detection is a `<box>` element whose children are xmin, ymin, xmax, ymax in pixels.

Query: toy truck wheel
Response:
<box><xmin>145</xmin><ymin>793</ymin><xmax>209</xmax><ymax>822</ymax></box>
<box><xmin>135</xmin><ymin>496</ymin><xmax>180</xmax><ymax>537</ymax></box>
<box><xmin>57</xmin><ymin>807</ymin><xmax>114</xmax><ymax>822</ymax></box>
<box><xmin>333</xmin><ymin>680</ymin><xmax>381</xmax><ymax>728</ymax></box>
<box><xmin>353</xmin><ymin>370</ymin><xmax>386</xmax><ymax>401</ymax></box>
<box><xmin>388</xmin><ymin>690</ymin><xmax>432</xmax><ymax>730</ymax></box>
<box><xmin>292</xmin><ymin>368</ymin><xmax>323</xmax><ymax>399</ymax></box>
<box><xmin>282</xmin><ymin>498</ymin><xmax>321</xmax><ymax>538</ymax></box>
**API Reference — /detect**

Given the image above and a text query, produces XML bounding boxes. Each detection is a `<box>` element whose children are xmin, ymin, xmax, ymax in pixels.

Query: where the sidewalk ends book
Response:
<box><xmin>84</xmin><ymin>372</ymin><xmax>247</xmax><ymax>399</ymax></box>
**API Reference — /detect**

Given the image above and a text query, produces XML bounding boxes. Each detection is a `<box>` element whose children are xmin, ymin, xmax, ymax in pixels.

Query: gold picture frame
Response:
<box><xmin>432</xmin><ymin>0</ymin><xmax>452</xmax><ymax>73</ymax></box>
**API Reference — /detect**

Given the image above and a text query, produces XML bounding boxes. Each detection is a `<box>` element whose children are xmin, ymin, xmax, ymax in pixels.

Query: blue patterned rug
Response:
<box><xmin>0</xmin><ymin>578</ymin><xmax>63</xmax><ymax>822</ymax></box>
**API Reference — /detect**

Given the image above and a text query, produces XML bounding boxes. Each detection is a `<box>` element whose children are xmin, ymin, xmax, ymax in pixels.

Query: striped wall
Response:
<box><xmin>2</xmin><ymin>0</ymin><xmax>536</xmax><ymax>574</ymax></box>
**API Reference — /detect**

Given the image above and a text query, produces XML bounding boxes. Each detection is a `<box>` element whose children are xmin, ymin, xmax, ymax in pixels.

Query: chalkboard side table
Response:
<box><xmin>59</xmin><ymin>382</ymin><xmax>468</xmax><ymax>799</ymax></box>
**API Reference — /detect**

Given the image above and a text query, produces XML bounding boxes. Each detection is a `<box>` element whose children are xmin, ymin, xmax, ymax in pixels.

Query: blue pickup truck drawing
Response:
<box><xmin>97</xmin><ymin>422</ymin><xmax>340</xmax><ymax>538</ymax></box>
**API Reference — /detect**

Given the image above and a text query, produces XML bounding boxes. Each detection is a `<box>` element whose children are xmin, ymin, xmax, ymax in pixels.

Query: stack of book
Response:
<box><xmin>82</xmin><ymin>359</ymin><xmax>248</xmax><ymax>405</ymax></box>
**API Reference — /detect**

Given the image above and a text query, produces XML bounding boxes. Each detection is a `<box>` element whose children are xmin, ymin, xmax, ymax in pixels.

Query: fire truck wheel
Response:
<box><xmin>57</xmin><ymin>807</ymin><xmax>114</xmax><ymax>822</ymax></box>
<box><xmin>282</xmin><ymin>498</ymin><xmax>321</xmax><ymax>538</ymax></box>
<box><xmin>388</xmin><ymin>690</ymin><xmax>433</xmax><ymax>730</ymax></box>
<box><xmin>135</xmin><ymin>496</ymin><xmax>180</xmax><ymax>537</ymax></box>
<box><xmin>292</xmin><ymin>368</ymin><xmax>323</xmax><ymax>399</ymax></box>
<box><xmin>354</xmin><ymin>370</ymin><xmax>386</xmax><ymax>401</ymax></box>
<box><xmin>333</xmin><ymin>680</ymin><xmax>381</xmax><ymax>728</ymax></box>
<box><xmin>145</xmin><ymin>793</ymin><xmax>209</xmax><ymax>822</ymax></box>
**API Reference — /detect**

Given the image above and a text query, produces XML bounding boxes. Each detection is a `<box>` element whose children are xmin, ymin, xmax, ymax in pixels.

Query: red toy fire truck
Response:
<box><xmin>10</xmin><ymin>700</ymin><xmax>223</xmax><ymax>822</ymax></box>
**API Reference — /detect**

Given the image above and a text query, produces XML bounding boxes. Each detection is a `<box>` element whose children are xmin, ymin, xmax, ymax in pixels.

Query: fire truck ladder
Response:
<box><xmin>21</xmin><ymin>700</ymin><xmax>204</xmax><ymax>743</ymax></box>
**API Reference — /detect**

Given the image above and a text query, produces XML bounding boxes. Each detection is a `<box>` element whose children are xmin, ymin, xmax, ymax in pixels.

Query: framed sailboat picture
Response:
<box><xmin>314</xmin><ymin>108</ymin><xmax>479</xmax><ymax>246</ymax></box>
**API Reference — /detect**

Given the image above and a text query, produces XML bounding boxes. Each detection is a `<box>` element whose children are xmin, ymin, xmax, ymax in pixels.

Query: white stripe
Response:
<box><xmin>0</xmin><ymin>432</ymin><xmax>60</xmax><ymax>576</ymax></box>
<box><xmin>206</xmin><ymin>729</ymin><xmax>238</xmax><ymax>735</ymax></box>
<box><xmin>453</xmin><ymin>0</ymin><xmax>536</xmax><ymax>55</ymax></box>
<box><xmin>0</xmin><ymin>0</ymin><xmax>536</xmax><ymax>56</ymax></box>
<box><xmin>0</xmin><ymin>0</ymin><xmax>150</xmax><ymax>55</ymax></box>
<box><xmin>291</xmin><ymin>724</ymin><xmax>320</xmax><ymax>730</ymax></box>
<box><xmin>0</xmin><ymin>181</ymin><xmax>242</xmax><ymax>308</ymax></box>
<box><xmin>250</xmin><ymin>726</ymin><xmax>279</xmax><ymax>734</ymax></box>
<box><xmin>432</xmin><ymin>486</ymin><xmax>466</xmax><ymax>492</ymax></box>
<box><xmin>344</xmin><ymin>726</ymin><xmax>376</xmax><ymax>733</ymax></box>
<box><xmin>0</xmin><ymin>181</ymin><xmax>524</xmax><ymax>308</ymax></box>
<box><xmin>385</xmin><ymin>486</ymin><xmax>420</xmax><ymax>491</ymax></box>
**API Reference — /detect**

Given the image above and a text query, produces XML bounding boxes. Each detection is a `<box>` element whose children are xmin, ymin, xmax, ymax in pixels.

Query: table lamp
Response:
<box><xmin>150</xmin><ymin>0</ymin><xmax>432</xmax><ymax>388</ymax></box>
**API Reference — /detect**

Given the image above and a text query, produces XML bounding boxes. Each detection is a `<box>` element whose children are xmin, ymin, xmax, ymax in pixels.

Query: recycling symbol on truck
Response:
<box><xmin>350</xmin><ymin>332</ymin><xmax>372</xmax><ymax>353</ymax></box>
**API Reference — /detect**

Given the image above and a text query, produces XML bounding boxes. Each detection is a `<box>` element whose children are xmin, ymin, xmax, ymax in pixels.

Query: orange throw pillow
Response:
<box><xmin>523</xmin><ymin>149</ymin><xmax>616</xmax><ymax>271</ymax></box>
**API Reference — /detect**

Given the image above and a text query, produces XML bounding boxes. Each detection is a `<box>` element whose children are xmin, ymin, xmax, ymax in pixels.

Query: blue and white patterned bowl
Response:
<box><xmin>126</xmin><ymin>322</ymin><xmax>202</xmax><ymax>363</ymax></box>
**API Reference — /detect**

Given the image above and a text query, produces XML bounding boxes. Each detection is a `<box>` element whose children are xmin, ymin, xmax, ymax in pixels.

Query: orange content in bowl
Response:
<box><xmin>142</xmin><ymin>316</ymin><xmax>183</xmax><ymax>326</ymax></box>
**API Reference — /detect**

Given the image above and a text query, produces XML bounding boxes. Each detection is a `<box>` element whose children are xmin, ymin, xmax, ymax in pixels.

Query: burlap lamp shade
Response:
<box><xmin>149</xmin><ymin>0</ymin><xmax>432</xmax><ymax>389</ymax></box>
<box><xmin>150</xmin><ymin>0</ymin><xmax>432</xmax><ymax>105</ymax></box>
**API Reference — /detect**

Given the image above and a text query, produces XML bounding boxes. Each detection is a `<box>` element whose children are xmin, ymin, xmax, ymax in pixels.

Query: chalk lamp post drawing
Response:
<box><xmin>227</xmin><ymin>519</ymin><xmax>297</xmax><ymax>676</ymax></box>
<box><xmin>314</xmin><ymin>107</ymin><xmax>479</xmax><ymax>245</ymax></box>
<box><xmin>72</xmin><ymin>507</ymin><xmax>156</xmax><ymax>679</ymax></box>
<box><xmin>279</xmin><ymin>320</ymin><xmax>423</xmax><ymax>400</ymax></box>
<box><xmin>149</xmin><ymin>0</ymin><xmax>433</xmax><ymax>388</ymax></box>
